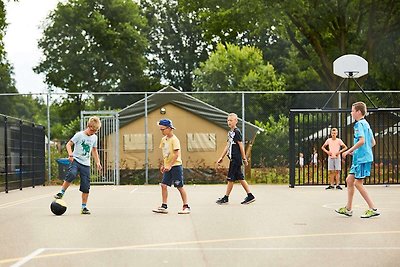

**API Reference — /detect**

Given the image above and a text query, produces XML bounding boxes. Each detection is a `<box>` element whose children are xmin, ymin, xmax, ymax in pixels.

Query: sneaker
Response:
<box><xmin>152</xmin><ymin>206</ymin><xmax>168</xmax><ymax>214</ymax></box>
<box><xmin>241</xmin><ymin>194</ymin><xmax>256</xmax><ymax>204</ymax></box>
<box><xmin>54</xmin><ymin>192</ymin><xmax>63</xmax><ymax>199</ymax></box>
<box><xmin>81</xmin><ymin>207</ymin><xmax>91</xmax><ymax>215</ymax></box>
<box><xmin>216</xmin><ymin>197</ymin><xmax>229</xmax><ymax>205</ymax></box>
<box><xmin>336</xmin><ymin>185</ymin><xmax>343</xmax><ymax>190</ymax></box>
<box><xmin>335</xmin><ymin>207</ymin><xmax>353</xmax><ymax>217</ymax></box>
<box><xmin>325</xmin><ymin>185</ymin><xmax>334</xmax><ymax>190</ymax></box>
<box><xmin>361</xmin><ymin>209</ymin><xmax>380</xmax><ymax>218</ymax></box>
<box><xmin>178</xmin><ymin>207</ymin><xmax>191</xmax><ymax>214</ymax></box>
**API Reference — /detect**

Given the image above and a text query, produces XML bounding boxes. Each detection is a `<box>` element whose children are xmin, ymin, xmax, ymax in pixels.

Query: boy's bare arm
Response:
<box><xmin>66</xmin><ymin>140</ymin><xmax>74</xmax><ymax>162</ymax></box>
<box><xmin>238</xmin><ymin>141</ymin><xmax>248</xmax><ymax>166</ymax></box>
<box><xmin>343</xmin><ymin>137</ymin><xmax>365</xmax><ymax>158</ymax></box>
<box><xmin>91</xmin><ymin>147</ymin><xmax>102</xmax><ymax>170</ymax></box>
<box><xmin>217</xmin><ymin>143</ymin><xmax>229</xmax><ymax>163</ymax></box>
<box><xmin>321</xmin><ymin>142</ymin><xmax>330</xmax><ymax>155</ymax></box>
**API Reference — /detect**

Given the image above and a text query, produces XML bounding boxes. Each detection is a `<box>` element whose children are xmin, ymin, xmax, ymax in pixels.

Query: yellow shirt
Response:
<box><xmin>159</xmin><ymin>135</ymin><xmax>182</xmax><ymax>166</ymax></box>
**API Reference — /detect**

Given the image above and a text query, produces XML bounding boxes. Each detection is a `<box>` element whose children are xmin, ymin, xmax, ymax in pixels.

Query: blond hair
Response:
<box><xmin>228</xmin><ymin>113</ymin><xmax>238</xmax><ymax>118</ymax></box>
<box><xmin>352</xmin><ymin>101</ymin><xmax>367</xmax><ymax>116</ymax></box>
<box><xmin>87</xmin><ymin>116</ymin><xmax>101</xmax><ymax>130</ymax></box>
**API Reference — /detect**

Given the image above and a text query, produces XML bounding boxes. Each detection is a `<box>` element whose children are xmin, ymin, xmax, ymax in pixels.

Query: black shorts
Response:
<box><xmin>227</xmin><ymin>158</ymin><xmax>244</xmax><ymax>181</ymax></box>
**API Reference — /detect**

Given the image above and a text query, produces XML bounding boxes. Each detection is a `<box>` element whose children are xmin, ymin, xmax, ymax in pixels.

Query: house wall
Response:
<box><xmin>117</xmin><ymin>103</ymin><xmax>231</xmax><ymax>170</ymax></box>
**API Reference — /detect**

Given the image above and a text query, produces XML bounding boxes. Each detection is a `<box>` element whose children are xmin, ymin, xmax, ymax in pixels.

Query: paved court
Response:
<box><xmin>0</xmin><ymin>184</ymin><xmax>399</xmax><ymax>267</ymax></box>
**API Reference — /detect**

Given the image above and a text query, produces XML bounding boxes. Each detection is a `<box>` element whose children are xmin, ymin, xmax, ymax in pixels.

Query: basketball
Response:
<box><xmin>50</xmin><ymin>199</ymin><xmax>67</xmax><ymax>216</ymax></box>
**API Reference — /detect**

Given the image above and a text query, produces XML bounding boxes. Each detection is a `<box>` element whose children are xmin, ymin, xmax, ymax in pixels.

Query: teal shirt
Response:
<box><xmin>353</xmin><ymin>119</ymin><xmax>374</xmax><ymax>164</ymax></box>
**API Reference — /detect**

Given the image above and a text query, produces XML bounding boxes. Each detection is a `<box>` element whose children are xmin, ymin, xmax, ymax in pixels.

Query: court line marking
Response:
<box><xmin>129</xmin><ymin>187</ymin><xmax>139</xmax><ymax>194</ymax></box>
<box><xmin>9</xmin><ymin>248</ymin><xmax>46</xmax><ymax>267</ymax></box>
<box><xmin>0</xmin><ymin>194</ymin><xmax>53</xmax><ymax>209</ymax></box>
<box><xmin>0</xmin><ymin>188</ymin><xmax>78</xmax><ymax>209</ymax></box>
<box><xmin>2</xmin><ymin>230</ymin><xmax>400</xmax><ymax>265</ymax></box>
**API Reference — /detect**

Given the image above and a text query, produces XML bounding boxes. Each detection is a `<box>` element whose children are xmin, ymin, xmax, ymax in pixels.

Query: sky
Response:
<box><xmin>4</xmin><ymin>0</ymin><xmax>61</xmax><ymax>95</ymax></box>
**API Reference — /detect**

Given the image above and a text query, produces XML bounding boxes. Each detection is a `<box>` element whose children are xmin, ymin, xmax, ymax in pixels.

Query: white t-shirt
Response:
<box><xmin>71</xmin><ymin>131</ymin><xmax>98</xmax><ymax>166</ymax></box>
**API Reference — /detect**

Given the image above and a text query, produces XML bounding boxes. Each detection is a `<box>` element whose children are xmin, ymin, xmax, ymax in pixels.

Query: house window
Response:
<box><xmin>187</xmin><ymin>133</ymin><xmax>216</xmax><ymax>152</ymax></box>
<box><xmin>123</xmin><ymin>134</ymin><xmax>153</xmax><ymax>151</ymax></box>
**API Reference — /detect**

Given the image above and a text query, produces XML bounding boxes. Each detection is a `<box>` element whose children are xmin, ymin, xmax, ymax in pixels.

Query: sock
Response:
<box><xmin>161</xmin><ymin>203</ymin><xmax>167</xmax><ymax>209</ymax></box>
<box><xmin>82</xmin><ymin>203</ymin><xmax>87</xmax><ymax>209</ymax></box>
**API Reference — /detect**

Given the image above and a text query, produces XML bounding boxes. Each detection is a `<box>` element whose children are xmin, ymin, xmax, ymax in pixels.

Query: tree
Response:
<box><xmin>181</xmin><ymin>0</ymin><xmax>400</xmax><ymax>94</ymax></box>
<box><xmin>193</xmin><ymin>43</ymin><xmax>287</xmax><ymax>122</ymax></box>
<box><xmin>252</xmin><ymin>115</ymin><xmax>289</xmax><ymax>167</ymax></box>
<box><xmin>141</xmin><ymin>0</ymin><xmax>209</xmax><ymax>91</ymax></box>
<box><xmin>0</xmin><ymin>0</ymin><xmax>18</xmax><ymax>116</ymax></box>
<box><xmin>35</xmin><ymin>0</ymin><xmax>153</xmax><ymax>113</ymax></box>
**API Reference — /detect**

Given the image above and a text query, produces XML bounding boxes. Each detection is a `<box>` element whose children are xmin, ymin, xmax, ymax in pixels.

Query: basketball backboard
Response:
<box><xmin>333</xmin><ymin>54</ymin><xmax>368</xmax><ymax>78</ymax></box>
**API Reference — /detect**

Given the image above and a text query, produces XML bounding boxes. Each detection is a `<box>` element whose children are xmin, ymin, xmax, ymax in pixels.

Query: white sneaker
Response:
<box><xmin>178</xmin><ymin>207</ymin><xmax>191</xmax><ymax>214</ymax></box>
<box><xmin>152</xmin><ymin>206</ymin><xmax>168</xmax><ymax>214</ymax></box>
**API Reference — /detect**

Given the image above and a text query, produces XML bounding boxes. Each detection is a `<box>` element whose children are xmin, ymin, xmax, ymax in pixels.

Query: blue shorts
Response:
<box><xmin>349</xmin><ymin>162</ymin><xmax>372</xmax><ymax>179</ymax></box>
<box><xmin>162</xmin><ymin>165</ymin><xmax>184</xmax><ymax>188</ymax></box>
<box><xmin>227</xmin><ymin>157</ymin><xmax>244</xmax><ymax>181</ymax></box>
<box><xmin>65</xmin><ymin>160</ymin><xmax>91</xmax><ymax>193</ymax></box>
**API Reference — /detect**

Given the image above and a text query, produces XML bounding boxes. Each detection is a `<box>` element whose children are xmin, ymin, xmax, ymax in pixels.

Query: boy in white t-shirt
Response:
<box><xmin>54</xmin><ymin>116</ymin><xmax>102</xmax><ymax>214</ymax></box>
<box><xmin>321</xmin><ymin>128</ymin><xmax>347</xmax><ymax>190</ymax></box>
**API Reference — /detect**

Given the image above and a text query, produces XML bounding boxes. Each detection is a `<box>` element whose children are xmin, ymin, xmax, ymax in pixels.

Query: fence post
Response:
<box><xmin>289</xmin><ymin>111</ymin><xmax>295</xmax><ymax>188</ymax></box>
<box><xmin>32</xmin><ymin>123</ymin><xmax>35</xmax><ymax>188</ymax></box>
<box><xmin>4</xmin><ymin>116</ymin><xmax>8</xmax><ymax>193</ymax></box>
<box><xmin>19</xmin><ymin>120</ymin><xmax>23</xmax><ymax>190</ymax></box>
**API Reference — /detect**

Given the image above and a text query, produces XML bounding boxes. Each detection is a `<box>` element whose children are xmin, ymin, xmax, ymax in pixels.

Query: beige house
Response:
<box><xmin>113</xmin><ymin>86</ymin><xmax>262</xmax><ymax>171</ymax></box>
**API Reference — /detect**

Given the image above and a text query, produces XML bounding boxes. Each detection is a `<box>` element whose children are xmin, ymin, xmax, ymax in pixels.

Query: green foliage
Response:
<box><xmin>193</xmin><ymin>43</ymin><xmax>288</xmax><ymax>121</ymax></box>
<box><xmin>45</xmin><ymin>146</ymin><xmax>65</xmax><ymax>182</ymax></box>
<box><xmin>181</xmin><ymin>0</ymin><xmax>400</xmax><ymax>95</ymax></box>
<box><xmin>141</xmin><ymin>0</ymin><xmax>209</xmax><ymax>91</ymax></box>
<box><xmin>35</xmin><ymin>0</ymin><xmax>154</xmax><ymax>110</ymax></box>
<box><xmin>0</xmin><ymin>1</ymin><xmax>18</xmax><ymax>116</ymax></box>
<box><xmin>252</xmin><ymin>115</ymin><xmax>289</xmax><ymax>167</ymax></box>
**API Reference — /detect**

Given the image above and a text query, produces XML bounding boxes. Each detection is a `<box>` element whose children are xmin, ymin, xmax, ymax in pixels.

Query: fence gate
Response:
<box><xmin>289</xmin><ymin>108</ymin><xmax>400</xmax><ymax>187</ymax></box>
<box><xmin>81</xmin><ymin>111</ymin><xmax>119</xmax><ymax>185</ymax></box>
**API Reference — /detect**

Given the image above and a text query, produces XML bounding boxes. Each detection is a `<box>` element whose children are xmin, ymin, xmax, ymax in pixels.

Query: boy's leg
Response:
<box><xmin>161</xmin><ymin>183</ymin><xmax>168</xmax><ymax>204</ymax></box>
<box><xmin>79</xmin><ymin>164</ymin><xmax>91</xmax><ymax>214</ymax></box>
<box><xmin>354</xmin><ymin>179</ymin><xmax>376</xmax><ymax>209</ymax></box>
<box><xmin>177</xmin><ymin>187</ymin><xmax>188</xmax><ymax>205</ymax></box>
<box><xmin>54</xmin><ymin>162</ymin><xmax>78</xmax><ymax>199</ymax></box>
<box><xmin>61</xmin><ymin>181</ymin><xmax>71</xmax><ymax>191</ymax></box>
<box><xmin>329</xmin><ymin>171</ymin><xmax>335</xmax><ymax>186</ymax></box>
<box><xmin>346</xmin><ymin>174</ymin><xmax>355</xmax><ymax>210</ymax></box>
<box><xmin>82</xmin><ymin>193</ymin><xmax>89</xmax><ymax>205</ymax></box>
<box><xmin>239</xmin><ymin>180</ymin><xmax>251</xmax><ymax>194</ymax></box>
<box><xmin>225</xmin><ymin>181</ymin><xmax>234</xmax><ymax>196</ymax></box>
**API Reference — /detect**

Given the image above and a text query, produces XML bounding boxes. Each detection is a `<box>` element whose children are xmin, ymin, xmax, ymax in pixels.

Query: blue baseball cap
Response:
<box><xmin>158</xmin><ymin>119</ymin><xmax>175</xmax><ymax>129</ymax></box>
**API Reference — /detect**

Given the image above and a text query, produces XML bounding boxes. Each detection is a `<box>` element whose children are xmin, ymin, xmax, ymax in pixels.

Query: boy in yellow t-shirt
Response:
<box><xmin>152</xmin><ymin>119</ymin><xmax>190</xmax><ymax>214</ymax></box>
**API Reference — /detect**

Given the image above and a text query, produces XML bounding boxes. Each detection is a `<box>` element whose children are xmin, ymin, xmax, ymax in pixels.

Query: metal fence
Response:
<box><xmin>0</xmin><ymin>115</ymin><xmax>46</xmax><ymax>193</ymax></box>
<box><xmin>1</xmin><ymin>90</ymin><xmax>400</xmax><ymax>185</ymax></box>
<box><xmin>289</xmin><ymin>108</ymin><xmax>400</xmax><ymax>187</ymax></box>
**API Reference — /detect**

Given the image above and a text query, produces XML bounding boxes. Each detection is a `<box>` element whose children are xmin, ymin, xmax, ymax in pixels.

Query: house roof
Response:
<box><xmin>118</xmin><ymin>86</ymin><xmax>263</xmax><ymax>142</ymax></box>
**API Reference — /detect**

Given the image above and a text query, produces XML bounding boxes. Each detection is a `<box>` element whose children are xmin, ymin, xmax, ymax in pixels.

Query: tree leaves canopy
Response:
<box><xmin>35</xmin><ymin>0</ymin><xmax>151</xmax><ymax>110</ymax></box>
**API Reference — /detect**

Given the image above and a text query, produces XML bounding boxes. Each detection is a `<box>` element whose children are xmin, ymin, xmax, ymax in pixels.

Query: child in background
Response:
<box><xmin>321</xmin><ymin>128</ymin><xmax>347</xmax><ymax>190</ymax></box>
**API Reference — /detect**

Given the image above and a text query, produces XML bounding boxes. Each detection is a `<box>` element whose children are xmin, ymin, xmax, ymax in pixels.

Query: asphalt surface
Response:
<box><xmin>1</xmin><ymin>184</ymin><xmax>399</xmax><ymax>267</ymax></box>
